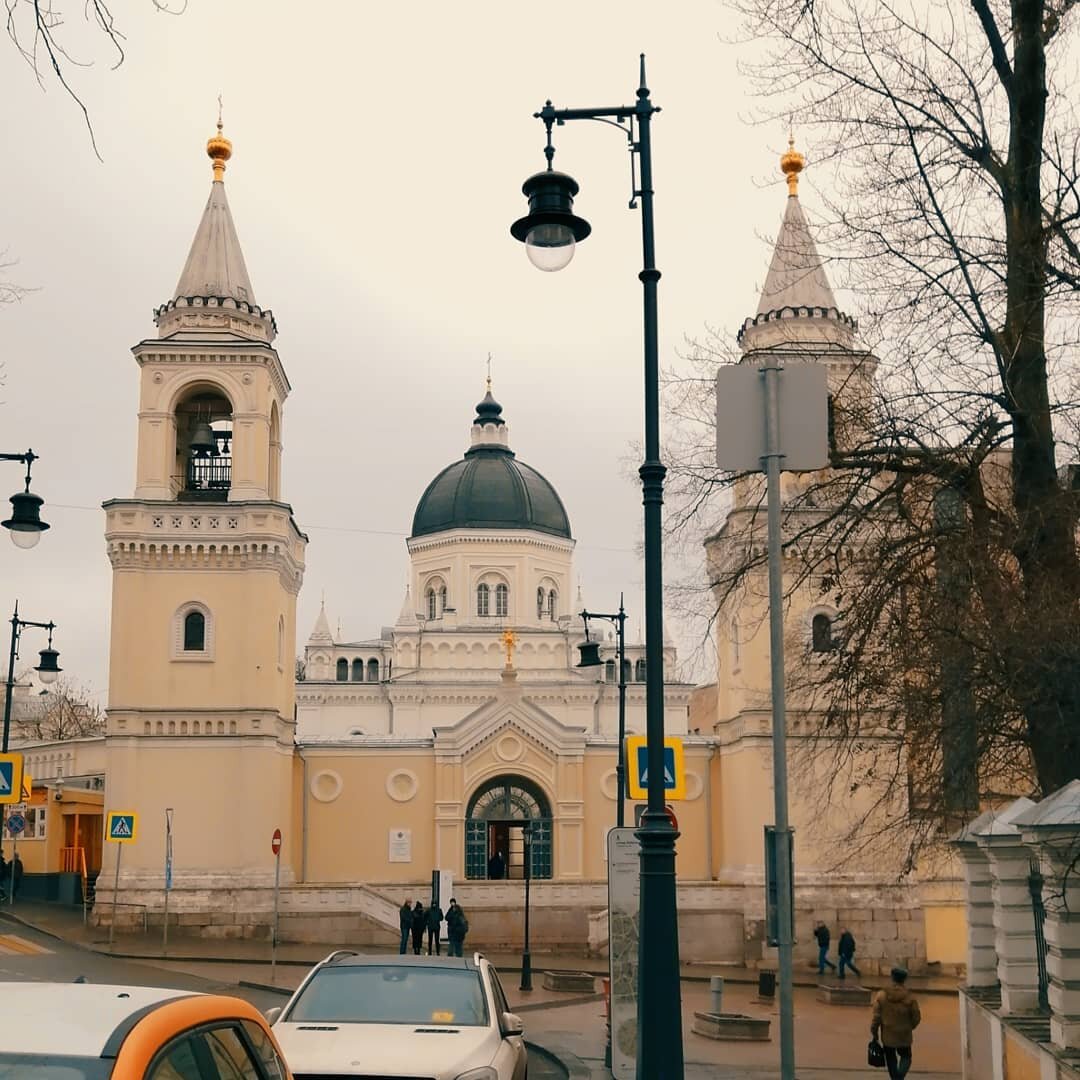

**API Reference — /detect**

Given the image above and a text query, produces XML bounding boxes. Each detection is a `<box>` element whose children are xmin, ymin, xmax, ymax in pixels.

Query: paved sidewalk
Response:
<box><xmin>1</xmin><ymin>901</ymin><xmax>963</xmax><ymax>1079</ymax></box>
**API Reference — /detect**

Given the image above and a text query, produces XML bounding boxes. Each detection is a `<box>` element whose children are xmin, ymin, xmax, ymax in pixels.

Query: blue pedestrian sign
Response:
<box><xmin>6</xmin><ymin>812</ymin><xmax>25</xmax><ymax>836</ymax></box>
<box><xmin>0</xmin><ymin>753</ymin><xmax>24</xmax><ymax>805</ymax></box>
<box><xmin>106</xmin><ymin>811</ymin><xmax>139</xmax><ymax>844</ymax></box>
<box><xmin>625</xmin><ymin>735</ymin><xmax>687</xmax><ymax>801</ymax></box>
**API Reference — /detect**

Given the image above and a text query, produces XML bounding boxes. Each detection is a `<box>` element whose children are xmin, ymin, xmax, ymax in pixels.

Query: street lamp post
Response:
<box><xmin>3</xmin><ymin>602</ymin><xmax>62</xmax><ymax>753</ymax></box>
<box><xmin>576</xmin><ymin>597</ymin><xmax>628</xmax><ymax>828</ymax></box>
<box><xmin>511</xmin><ymin>55</ymin><xmax>683</xmax><ymax>1079</ymax></box>
<box><xmin>0</xmin><ymin>451</ymin><xmax>50</xmax><ymax>549</ymax></box>
<box><xmin>520</xmin><ymin>820</ymin><xmax>533</xmax><ymax>992</ymax></box>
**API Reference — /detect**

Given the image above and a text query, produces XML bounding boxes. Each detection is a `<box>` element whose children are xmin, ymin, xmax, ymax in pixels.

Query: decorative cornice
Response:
<box><xmin>132</xmin><ymin>339</ymin><xmax>291</xmax><ymax>399</ymax></box>
<box><xmin>407</xmin><ymin>528</ymin><xmax>576</xmax><ymax>556</ymax></box>
<box><xmin>737</xmin><ymin>304</ymin><xmax>857</xmax><ymax>344</ymax></box>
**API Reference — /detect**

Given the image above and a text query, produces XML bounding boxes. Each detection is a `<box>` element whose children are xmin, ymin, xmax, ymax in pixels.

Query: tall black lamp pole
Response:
<box><xmin>520</xmin><ymin>820</ymin><xmax>533</xmax><ymax>992</ymax></box>
<box><xmin>577</xmin><ymin>597</ymin><xmax>628</xmax><ymax>828</ymax></box>
<box><xmin>511</xmin><ymin>55</ymin><xmax>683</xmax><ymax>1079</ymax></box>
<box><xmin>3</xmin><ymin>602</ymin><xmax>62</xmax><ymax>752</ymax></box>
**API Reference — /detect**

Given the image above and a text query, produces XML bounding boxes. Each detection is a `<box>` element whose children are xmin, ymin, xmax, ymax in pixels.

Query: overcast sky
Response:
<box><xmin>0</xmin><ymin>1</ymin><xmax>806</xmax><ymax>701</ymax></box>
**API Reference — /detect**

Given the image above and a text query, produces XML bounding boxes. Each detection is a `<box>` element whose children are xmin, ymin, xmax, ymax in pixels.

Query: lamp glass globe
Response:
<box><xmin>525</xmin><ymin>223</ymin><xmax>576</xmax><ymax>272</ymax></box>
<box><xmin>9</xmin><ymin>527</ymin><xmax>41</xmax><ymax>549</ymax></box>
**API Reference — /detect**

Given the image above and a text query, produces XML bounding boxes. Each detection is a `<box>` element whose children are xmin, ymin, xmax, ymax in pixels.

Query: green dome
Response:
<box><xmin>411</xmin><ymin>394</ymin><xmax>572</xmax><ymax>540</ymax></box>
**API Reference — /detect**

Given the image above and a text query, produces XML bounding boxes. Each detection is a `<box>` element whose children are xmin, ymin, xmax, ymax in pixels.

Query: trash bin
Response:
<box><xmin>758</xmin><ymin>969</ymin><xmax>777</xmax><ymax>998</ymax></box>
<box><xmin>710</xmin><ymin>975</ymin><xmax>724</xmax><ymax>1014</ymax></box>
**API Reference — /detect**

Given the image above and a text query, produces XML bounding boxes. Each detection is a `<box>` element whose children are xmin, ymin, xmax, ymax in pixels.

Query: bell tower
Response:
<box><xmin>103</xmin><ymin>121</ymin><xmax>306</xmax><ymax>893</ymax></box>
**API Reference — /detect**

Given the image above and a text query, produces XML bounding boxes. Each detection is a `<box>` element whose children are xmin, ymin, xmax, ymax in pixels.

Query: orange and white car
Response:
<box><xmin>0</xmin><ymin>982</ymin><xmax>292</xmax><ymax>1079</ymax></box>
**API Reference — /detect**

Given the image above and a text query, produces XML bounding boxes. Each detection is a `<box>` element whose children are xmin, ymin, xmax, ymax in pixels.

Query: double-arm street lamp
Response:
<box><xmin>511</xmin><ymin>55</ymin><xmax>683</xmax><ymax>1079</ymax></box>
<box><xmin>2</xmin><ymin>602</ymin><xmax>62</xmax><ymax>753</ymax></box>
<box><xmin>1</xmin><ymin>451</ymin><xmax>50</xmax><ymax>549</ymax></box>
<box><xmin>576</xmin><ymin>598</ymin><xmax>628</xmax><ymax>828</ymax></box>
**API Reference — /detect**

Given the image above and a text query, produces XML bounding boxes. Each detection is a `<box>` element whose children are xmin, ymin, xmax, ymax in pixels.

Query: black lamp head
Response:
<box><xmin>577</xmin><ymin>640</ymin><xmax>603</xmax><ymax>668</ymax></box>
<box><xmin>3</xmin><ymin>490</ymin><xmax>49</xmax><ymax>549</ymax></box>
<box><xmin>35</xmin><ymin>646</ymin><xmax>61</xmax><ymax>685</ymax></box>
<box><xmin>511</xmin><ymin>170</ymin><xmax>592</xmax><ymax>272</ymax></box>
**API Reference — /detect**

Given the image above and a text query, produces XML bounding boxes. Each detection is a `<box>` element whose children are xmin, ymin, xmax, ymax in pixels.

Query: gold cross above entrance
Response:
<box><xmin>502</xmin><ymin>629</ymin><xmax>517</xmax><ymax>669</ymax></box>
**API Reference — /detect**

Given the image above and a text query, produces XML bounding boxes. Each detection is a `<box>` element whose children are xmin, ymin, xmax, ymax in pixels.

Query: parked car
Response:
<box><xmin>0</xmin><ymin>982</ymin><xmax>292</xmax><ymax>1079</ymax></box>
<box><xmin>270</xmin><ymin>951</ymin><xmax>528</xmax><ymax>1080</ymax></box>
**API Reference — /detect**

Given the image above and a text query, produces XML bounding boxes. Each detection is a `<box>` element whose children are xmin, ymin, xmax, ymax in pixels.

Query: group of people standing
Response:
<box><xmin>399</xmin><ymin>897</ymin><xmax>469</xmax><ymax>958</ymax></box>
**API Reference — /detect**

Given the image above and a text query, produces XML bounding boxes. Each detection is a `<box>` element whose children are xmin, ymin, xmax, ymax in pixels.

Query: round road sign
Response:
<box><xmin>664</xmin><ymin>805</ymin><xmax>678</xmax><ymax>831</ymax></box>
<box><xmin>271</xmin><ymin>828</ymin><xmax>282</xmax><ymax>856</ymax></box>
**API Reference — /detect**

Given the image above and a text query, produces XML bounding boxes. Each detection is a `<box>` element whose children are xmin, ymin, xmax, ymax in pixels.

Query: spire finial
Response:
<box><xmin>486</xmin><ymin>352</ymin><xmax>492</xmax><ymax>392</ymax></box>
<box><xmin>780</xmin><ymin>133</ymin><xmax>805</xmax><ymax>196</ymax></box>
<box><xmin>207</xmin><ymin>98</ymin><xmax>233</xmax><ymax>183</ymax></box>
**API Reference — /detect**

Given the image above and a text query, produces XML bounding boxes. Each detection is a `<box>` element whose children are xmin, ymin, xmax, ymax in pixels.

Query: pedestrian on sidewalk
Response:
<box><xmin>813</xmin><ymin>921</ymin><xmax>837</xmax><ymax>975</ymax></box>
<box><xmin>426</xmin><ymin>900</ymin><xmax>444</xmax><ymax>955</ymax></box>
<box><xmin>399</xmin><ymin>899</ymin><xmax>413</xmax><ymax>955</ymax></box>
<box><xmin>11</xmin><ymin>853</ymin><xmax>22</xmax><ymax>901</ymax></box>
<box><xmin>446</xmin><ymin>898</ymin><xmax>468</xmax><ymax>958</ymax></box>
<box><xmin>871</xmin><ymin>966</ymin><xmax>921</xmax><ymax>1080</ymax></box>
<box><xmin>838</xmin><ymin>927</ymin><xmax>861</xmax><ymax>979</ymax></box>
<box><xmin>411</xmin><ymin>901</ymin><xmax>426</xmax><ymax>955</ymax></box>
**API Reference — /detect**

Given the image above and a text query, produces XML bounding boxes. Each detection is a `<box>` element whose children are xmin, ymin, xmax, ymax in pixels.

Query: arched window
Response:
<box><xmin>336</xmin><ymin>658</ymin><xmax>348</xmax><ymax>681</ymax></box>
<box><xmin>605</xmin><ymin>659</ymin><xmax>617</xmax><ymax>683</ymax></box>
<box><xmin>465</xmin><ymin>775</ymin><xmax>553</xmax><ymax>881</ymax></box>
<box><xmin>439</xmin><ymin>586</ymin><xmax>448</xmax><ymax>614</ymax></box>
<box><xmin>183</xmin><ymin>611</ymin><xmax>205</xmax><ymax>652</ymax></box>
<box><xmin>548</xmin><ymin>590</ymin><xmax>557</xmax><ymax>620</ymax></box>
<box><xmin>635</xmin><ymin>658</ymin><xmax>646</xmax><ymax>682</ymax></box>
<box><xmin>426</xmin><ymin>588</ymin><xmax>437</xmax><ymax>621</ymax></box>
<box><xmin>621</xmin><ymin>659</ymin><xmax>632</xmax><ymax>684</ymax></box>
<box><xmin>351</xmin><ymin>658</ymin><xmax>364</xmax><ymax>682</ymax></box>
<box><xmin>731</xmin><ymin>618</ymin><xmax>741</xmax><ymax>669</ymax></box>
<box><xmin>367</xmin><ymin>658</ymin><xmax>380</xmax><ymax>682</ymax></box>
<box><xmin>477</xmin><ymin>583</ymin><xmax>490</xmax><ymax>617</ymax></box>
<box><xmin>495</xmin><ymin>584</ymin><xmax>509</xmax><ymax>617</ymax></box>
<box><xmin>812</xmin><ymin>613</ymin><xmax>834</xmax><ymax>653</ymax></box>
<box><xmin>537</xmin><ymin>588</ymin><xmax>545</xmax><ymax>619</ymax></box>
<box><xmin>277</xmin><ymin>615</ymin><xmax>285</xmax><ymax>668</ymax></box>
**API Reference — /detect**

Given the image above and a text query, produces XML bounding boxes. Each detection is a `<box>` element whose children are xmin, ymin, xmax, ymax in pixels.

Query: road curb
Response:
<box><xmin>525</xmin><ymin>1039</ymin><xmax>591</xmax><ymax>1079</ymax></box>
<box><xmin>238</xmin><ymin>978</ymin><xmax>293</xmax><ymax>997</ymax></box>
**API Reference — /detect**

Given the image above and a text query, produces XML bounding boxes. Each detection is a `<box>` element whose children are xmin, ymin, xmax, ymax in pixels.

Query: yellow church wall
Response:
<box><xmin>108</xmin><ymin>567</ymin><xmax>295</xmax><ymax>721</ymax></box>
<box><xmin>301</xmin><ymin>750</ymin><xmax>438</xmax><ymax>883</ymax></box>
<box><xmin>924</xmin><ymin>904</ymin><xmax>967</xmax><ymax>966</ymax></box>
<box><xmin>104</xmin><ymin>737</ymin><xmax>295</xmax><ymax>877</ymax></box>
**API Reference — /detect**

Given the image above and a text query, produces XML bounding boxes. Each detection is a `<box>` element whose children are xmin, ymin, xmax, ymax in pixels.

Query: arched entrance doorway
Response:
<box><xmin>465</xmin><ymin>775</ymin><xmax>553</xmax><ymax>881</ymax></box>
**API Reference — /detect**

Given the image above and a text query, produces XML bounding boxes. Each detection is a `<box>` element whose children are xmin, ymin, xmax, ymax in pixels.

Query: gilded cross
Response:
<box><xmin>502</xmin><ymin>628</ymin><xmax>517</xmax><ymax>669</ymax></box>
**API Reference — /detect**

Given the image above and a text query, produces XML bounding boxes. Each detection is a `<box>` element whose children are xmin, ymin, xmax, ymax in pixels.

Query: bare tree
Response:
<box><xmin>13</xmin><ymin>678</ymin><xmax>104</xmax><ymax>741</ymax></box>
<box><xmin>667</xmin><ymin>0</ymin><xmax>1080</xmax><ymax>854</ymax></box>
<box><xmin>5</xmin><ymin>0</ymin><xmax>187</xmax><ymax>157</ymax></box>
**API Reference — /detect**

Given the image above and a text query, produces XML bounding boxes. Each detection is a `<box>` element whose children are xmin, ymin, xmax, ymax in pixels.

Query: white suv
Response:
<box><xmin>270</xmin><ymin>951</ymin><xmax>528</xmax><ymax>1080</ymax></box>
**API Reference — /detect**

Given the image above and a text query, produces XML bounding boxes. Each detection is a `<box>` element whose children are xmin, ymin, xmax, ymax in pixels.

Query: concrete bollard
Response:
<box><xmin>710</xmin><ymin>975</ymin><xmax>724</xmax><ymax>1015</ymax></box>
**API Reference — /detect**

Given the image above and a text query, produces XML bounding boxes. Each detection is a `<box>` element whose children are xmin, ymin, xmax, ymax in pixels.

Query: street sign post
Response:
<box><xmin>106</xmin><ymin>811</ymin><xmax>138</xmax><ymax>949</ymax></box>
<box><xmin>0</xmin><ymin>753</ymin><xmax>24</xmax><ymax>804</ymax></box>
<box><xmin>271</xmin><ymin>828</ymin><xmax>282</xmax><ymax>979</ymax></box>
<box><xmin>625</xmin><ymin>735</ymin><xmax>686</xmax><ymax>801</ymax></box>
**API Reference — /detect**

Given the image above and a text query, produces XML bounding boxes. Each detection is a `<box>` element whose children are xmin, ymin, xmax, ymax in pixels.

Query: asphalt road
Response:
<box><xmin>0</xmin><ymin>916</ymin><xmax>565</xmax><ymax>1078</ymax></box>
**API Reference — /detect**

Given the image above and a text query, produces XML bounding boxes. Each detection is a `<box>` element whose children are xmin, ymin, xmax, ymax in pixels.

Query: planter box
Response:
<box><xmin>542</xmin><ymin>970</ymin><xmax>596</xmax><ymax>993</ymax></box>
<box><xmin>691</xmin><ymin>1012</ymin><xmax>771</xmax><ymax>1041</ymax></box>
<box><xmin>817</xmin><ymin>983</ymin><xmax>872</xmax><ymax>1005</ymax></box>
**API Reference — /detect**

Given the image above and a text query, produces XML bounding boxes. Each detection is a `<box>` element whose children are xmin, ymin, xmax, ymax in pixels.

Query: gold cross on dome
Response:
<box><xmin>502</xmin><ymin>629</ymin><xmax>517</xmax><ymax>669</ymax></box>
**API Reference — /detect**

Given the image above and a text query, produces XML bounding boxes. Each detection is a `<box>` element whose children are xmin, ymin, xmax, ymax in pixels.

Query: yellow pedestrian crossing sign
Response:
<box><xmin>0</xmin><ymin>753</ymin><xmax>24</xmax><ymax>805</ymax></box>
<box><xmin>106</xmin><ymin>811</ymin><xmax>138</xmax><ymax>843</ymax></box>
<box><xmin>626</xmin><ymin>735</ymin><xmax>686</xmax><ymax>801</ymax></box>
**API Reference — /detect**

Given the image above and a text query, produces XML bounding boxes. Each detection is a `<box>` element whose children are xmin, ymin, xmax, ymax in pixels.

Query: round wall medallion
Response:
<box><xmin>152</xmin><ymin>371</ymin><xmax>164</xmax><ymax>383</ymax></box>
<box><xmin>600</xmin><ymin>769</ymin><xmax>618</xmax><ymax>801</ymax></box>
<box><xmin>310</xmin><ymin>769</ymin><xmax>343</xmax><ymax>803</ymax></box>
<box><xmin>495</xmin><ymin>733</ymin><xmax>525</xmax><ymax>763</ymax></box>
<box><xmin>242</xmin><ymin>372</ymin><xmax>253</xmax><ymax>385</ymax></box>
<box><xmin>386</xmin><ymin>769</ymin><xmax>419</xmax><ymax>802</ymax></box>
<box><xmin>685</xmin><ymin>771</ymin><xmax>704</xmax><ymax>801</ymax></box>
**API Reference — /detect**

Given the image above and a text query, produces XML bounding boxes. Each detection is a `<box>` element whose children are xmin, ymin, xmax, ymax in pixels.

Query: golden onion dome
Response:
<box><xmin>780</xmin><ymin>136</ymin><xmax>805</xmax><ymax>196</ymax></box>
<box><xmin>207</xmin><ymin>120</ymin><xmax>232</xmax><ymax>182</ymax></box>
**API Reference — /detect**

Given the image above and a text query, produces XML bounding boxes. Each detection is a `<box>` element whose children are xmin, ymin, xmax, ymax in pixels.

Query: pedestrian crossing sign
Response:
<box><xmin>106</xmin><ymin>811</ymin><xmax>138</xmax><ymax>844</ymax></box>
<box><xmin>0</xmin><ymin>753</ymin><xmax>24</xmax><ymax>805</ymax></box>
<box><xmin>625</xmin><ymin>735</ymin><xmax>686</xmax><ymax>801</ymax></box>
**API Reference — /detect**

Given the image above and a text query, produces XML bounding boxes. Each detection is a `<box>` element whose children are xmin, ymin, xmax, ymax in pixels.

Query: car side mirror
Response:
<box><xmin>501</xmin><ymin>1011</ymin><xmax>525</xmax><ymax>1037</ymax></box>
<box><xmin>264</xmin><ymin>1006</ymin><xmax>282</xmax><ymax>1025</ymax></box>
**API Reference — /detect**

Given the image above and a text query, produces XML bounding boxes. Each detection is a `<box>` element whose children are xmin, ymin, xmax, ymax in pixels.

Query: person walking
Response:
<box><xmin>871</xmin><ymin>966</ymin><xmax>921</xmax><ymax>1080</ymax></box>
<box><xmin>446</xmin><ymin>898</ymin><xmax>469</xmax><ymax>957</ymax></box>
<box><xmin>813</xmin><ymin>921</ymin><xmax>837</xmax><ymax>975</ymax></box>
<box><xmin>426</xmin><ymin>899</ymin><xmax>444</xmax><ymax>955</ymax></box>
<box><xmin>398</xmin><ymin>899</ymin><xmax>413</xmax><ymax>955</ymax></box>
<box><xmin>11</xmin><ymin>853</ymin><xmax>22</xmax><ymax>901</ymax></box>
<box><xmin>838</xmin><ymin>927</ymin><xmax>861</xmax><ymax>979</ymax></box>
<box><xmin>411</xmin><ymin>900</ymin><xmax>426</xmax><ymax>955</ymax></box>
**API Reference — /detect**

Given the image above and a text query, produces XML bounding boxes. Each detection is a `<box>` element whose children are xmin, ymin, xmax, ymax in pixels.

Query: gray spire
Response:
<box><xmin>308</xmin><ymin>600</ymin><xmax>333</xmax><ymax>645</ymax></box>
<box><xmin>173</xmin><ymin>180</ymin><xmax>256</xmax><ymax>305</ymax></box>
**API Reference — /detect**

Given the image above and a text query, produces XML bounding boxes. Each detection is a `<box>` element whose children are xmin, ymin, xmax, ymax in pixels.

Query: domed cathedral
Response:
<box><xmin>296</xmin><ymin>383</ymin><xmax>702</xmax><ymax>899</ymax></box>
<box><xmin>703</xmin><ymin>143</ymin><xmax>966</xmax><ymax>972</ymax></box>
<box><xmin>102</xmin><ymin>121</ymin><xmax>307</xmax><ymax>899</ymax></box>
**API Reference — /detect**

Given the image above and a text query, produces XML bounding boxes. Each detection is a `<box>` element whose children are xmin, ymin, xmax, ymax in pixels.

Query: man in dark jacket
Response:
<box><xmin>813</xmin><ymin>921</ymin><xmax>837</xmax><ymax>975</ymax></box>
<box><xmin>426</xmin><ymin>901</ymin><xmax>445</xmax><ymax>955</ymax></box>
<box><xmin>11</xmin><ymin>853</ymin><xmax>22</xmax><ymax>900</ymax></box>
<box><xmin>411</xmin><ymin>901</ymin><xmax>426</xmax><ymax>955</ymax></box>
<box><xmin>871</xmin><ymin>967</ymin><xmax>921</xmax><ymax>1080</ymax></box>
<box><xmin>398</xmin><ymin>899</ymin><xmax>413</xmax><ymax>955</ymax></box>
<box><xmin>487</xmin><ymin>851</ymin><xmax>505</xmax><ymax>880</ymax></box>
<box><xmin>446</xmin><ymin>898</ymin><xmax>468</xmax><ymax>957</ymax></box>
<box><xmin>838</xmin><ymin>928</ymin><xmax>861</xmax><ymax>978</ymax></box>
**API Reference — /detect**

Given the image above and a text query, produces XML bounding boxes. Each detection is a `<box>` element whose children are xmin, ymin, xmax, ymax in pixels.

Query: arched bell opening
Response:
<box><xmin>174</xmin><ymin>387</ymin><xmax>234</xmax><ymax>502</ymax></box>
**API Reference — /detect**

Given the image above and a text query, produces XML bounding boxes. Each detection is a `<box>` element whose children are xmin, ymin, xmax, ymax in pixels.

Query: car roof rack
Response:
<box><xmin>472</xmin><ymin>951</ymin><xmax>485</xmax><ymax>966</ymax></box>
<box><xmin>323</xmin><ymin>949</ymin><xmax>360</xmax><ymax>964</ymax></box>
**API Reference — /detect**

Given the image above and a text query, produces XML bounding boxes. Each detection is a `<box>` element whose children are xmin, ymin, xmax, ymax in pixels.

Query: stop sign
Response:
<box><xmin>271</xmin><ymin>828</ymin><xmax>282</xmax><ymax>856</ymax></box>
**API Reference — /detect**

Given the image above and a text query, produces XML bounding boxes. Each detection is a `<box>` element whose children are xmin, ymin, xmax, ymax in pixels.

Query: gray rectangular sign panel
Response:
<box><xmin>716</xmin><ymin>362</ymin><xmax>829</xmax><ymax>472</ymax></box>
<box><xmin>607</xmin><ymin>827</ymin><xmax>640</xmax><ymax>1080</ymax></box>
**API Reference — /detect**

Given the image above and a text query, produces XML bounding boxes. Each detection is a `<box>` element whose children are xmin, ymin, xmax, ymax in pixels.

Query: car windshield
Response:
<box><xmin>0</xmin><ymin>1056</ymin><xmax>111</xmax><ymax>1079</ymax></box>
<box><xmin>286</xmin><ymin>965</ymin><xmax>489</xmax><ymax>1026</ymax></box>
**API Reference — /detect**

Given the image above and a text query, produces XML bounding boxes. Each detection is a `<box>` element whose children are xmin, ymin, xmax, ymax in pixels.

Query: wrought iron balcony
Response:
<box><xmin>180</xmin><ymin>457</ymin><xmax>232</xmax><ymax>501</ymax></box>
